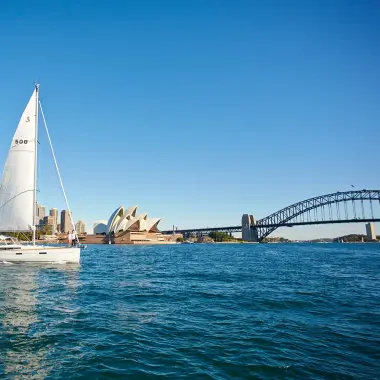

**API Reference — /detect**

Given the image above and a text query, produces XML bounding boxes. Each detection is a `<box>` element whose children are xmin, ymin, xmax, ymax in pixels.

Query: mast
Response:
<box><xmin>32</xmin><ymin>83</ymin><xmax>39</xmax><ymax>245</ymax></box>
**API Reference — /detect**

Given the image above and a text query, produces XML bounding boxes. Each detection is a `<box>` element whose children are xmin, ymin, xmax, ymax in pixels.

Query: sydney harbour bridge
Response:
<box><xmin>162</xmin><ymin>190</ymin><xmax>380</xmax><ymax>242</ymax></box>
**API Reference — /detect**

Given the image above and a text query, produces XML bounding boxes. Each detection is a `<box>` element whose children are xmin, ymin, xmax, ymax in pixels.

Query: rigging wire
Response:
<box><xmin>38</xmin><ymin>101</ymin><xmax>77</xmax><ymax>235</ymax></box>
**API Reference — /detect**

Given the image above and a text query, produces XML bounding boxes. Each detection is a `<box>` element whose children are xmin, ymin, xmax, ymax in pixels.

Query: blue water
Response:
<box><xmin>0</xmin><ymin>243</ymin><xmax>379</xmax><ymax>379</ymax></box>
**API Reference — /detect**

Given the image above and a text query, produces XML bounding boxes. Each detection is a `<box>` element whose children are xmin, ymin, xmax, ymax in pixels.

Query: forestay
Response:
<box><xmin>0</xmin><ymin>90</ymin><xmax>37</xmax><ymax>231</ymax></box>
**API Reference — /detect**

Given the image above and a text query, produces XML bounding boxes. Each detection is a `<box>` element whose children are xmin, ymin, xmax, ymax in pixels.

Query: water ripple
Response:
<box><xmin>0</xmin><ymin>243</ymin><xmax>379</xmax><ymax>379</ymax></box>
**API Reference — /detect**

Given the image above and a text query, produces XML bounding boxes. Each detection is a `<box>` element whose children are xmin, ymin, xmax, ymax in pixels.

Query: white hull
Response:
<box><xmin>0</xmin><ymin>246</ymin><xmax>80</xmax><ymax>263</ymax></box>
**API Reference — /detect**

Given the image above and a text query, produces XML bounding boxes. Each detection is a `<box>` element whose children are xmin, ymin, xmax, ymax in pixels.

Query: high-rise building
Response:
<box><xmin>76</xmin><ymin>220</ymin><xmax>86</xmax><ymax>234</ymax></box>
<box><xmin>50</xmin><ymin>208</ymin><xmax>58</xmax><ymax>225</ymax></box>
<box><xmin>366</xmin><ymin>222</ymin><xmax>376</xmax><ymax>240</ymax></box>
<box><xmin>43</xmin><ymin>216</ymin><xmax>56</xmax><ymax>234</ymax></box>
<box><xmin>44</xmin><ymin>216</ymin><xmax>54</xmax><ymax>224</ymax></box>
<box><xmin>36</xmin><ymin>203</ymin><xmax>46</xmax><ymax>225</ymax></box>
<box><xmin>61</xmin><ymin>210</ymin><xmax>72</xmax><ymax>233</ymax></box>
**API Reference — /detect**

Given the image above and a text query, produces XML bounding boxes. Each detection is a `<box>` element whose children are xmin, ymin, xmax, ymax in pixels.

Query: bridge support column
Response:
<box><xmin>242</xmin><ymin>214</ymin><xmax>250</xmax><ymax>241</ymax></box>
<box><xmin>242</xmin><ymin>214</ymin><xmax>259</xmax><ymax>242</ymax></box>
<box><xmin>250</xmin><ymin>226</ymin><xmax>259</xmax><ymax>242</ymax></box>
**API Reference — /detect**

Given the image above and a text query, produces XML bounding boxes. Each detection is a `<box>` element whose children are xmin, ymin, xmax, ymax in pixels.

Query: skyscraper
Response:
<box><xmin>44</xmin><ymin>216</ymin><xmax>54</xmax><ymax>225</ymax></box>
<box><xmin>76</xmin><ymin>220</ymin><xmax>86</xmax><ymax>234</ymax></box>
<box><xmin>49</xmin><ymin>208</ymin><xmax>58</xmax><ymax>233</ymax></box>
<box><xmin>50</xmin><ymin>208</ymin><xmax>58</xmax><ymax>224</ymax></box>
<box><xmin>61</xmin><ymin>210</ymin><xmax>72</xmax><ymax>233</ymax></box>
<box><xmin>43</xmin><ymin>216</ymin><xmax>56</xmax><ymax>234</ymax></box>
<box><xmin>36</xmin><ymin>203</ymin><xmax>46</xmax><ymax>225</ymax></box>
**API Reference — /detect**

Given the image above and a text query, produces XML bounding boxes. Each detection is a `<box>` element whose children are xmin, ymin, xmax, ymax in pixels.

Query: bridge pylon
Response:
<box><xmin>242</xmin><ymin>214</ymin><xmax>259</xmax><ymax>242</ymax></box>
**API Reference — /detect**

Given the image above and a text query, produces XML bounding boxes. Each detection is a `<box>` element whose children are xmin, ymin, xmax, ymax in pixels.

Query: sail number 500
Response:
<box><xmin>15</xmin><ymin>140</ymin><xmax>28</xmax><ymax>144</ymax></box>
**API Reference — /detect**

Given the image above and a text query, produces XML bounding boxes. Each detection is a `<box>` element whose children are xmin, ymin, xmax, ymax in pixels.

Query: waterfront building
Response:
<box><xmin>76</xmin><ymin>220</ymin><xmax>86</xmax><ymax>234</ymax></box>
<box><xmin>105</xmin><ymin>205</ymin><xmax>163</xmax><ymax>243</ymax></box>
<box><xmin>61</xmin><ymin>210</ymin><xmax>72</xmax><ymax>233</ymax></box>
<box><xmin>107</xmin><ymin>205</ymin><xmax>161</xmax><ymax>234</ymax></box>
<box><xmin>94</xmin><ymin>221</ymin><xmax>107</xmax><ymax>235</ymax></box>
<box><xmin>366</xmin><ymin>222</ymin><xmax>376</xmax><ymax>240</ymax></box>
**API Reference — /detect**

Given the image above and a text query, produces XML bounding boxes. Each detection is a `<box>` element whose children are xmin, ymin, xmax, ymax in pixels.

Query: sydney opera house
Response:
<box><xmin>96</xmin><ymin>205</ymin><xmax>171</xmax><ymax>244</ymax></box>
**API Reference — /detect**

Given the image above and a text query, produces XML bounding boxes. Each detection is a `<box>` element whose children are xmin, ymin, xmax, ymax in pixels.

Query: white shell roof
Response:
<box><xmin>106</xmin><ymin>206</ymin><xmax>161</xmax><ymax>234</ymax></box>
<box><xmin>122</xmin><ymin>213</ymin><xmax>147</xmax><ymax>232</ymax></box>
<box><xmin>114</xmin><ymin>205</ymin><xmax>138</xmax><ymax>232</ymax></box>
<box><xmin>145</xmin><ymin>218</ymin><xmax>161</xmax><ymax>232</ymax></box>
<box><xmin>106</xmin><ymin>206</ymin><xmax>124</xmax><ymax>234</ymax></box>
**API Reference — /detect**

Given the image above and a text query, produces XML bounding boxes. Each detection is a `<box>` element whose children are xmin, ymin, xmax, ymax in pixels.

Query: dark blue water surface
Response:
<box><xmin>0</xmin><ymin>243</ymin><xmax>379</xmax><ymax>379</ymax></box>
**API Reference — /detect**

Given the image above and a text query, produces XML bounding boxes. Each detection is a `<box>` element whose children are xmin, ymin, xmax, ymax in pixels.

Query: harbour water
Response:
<box><xmin>0</xmin><ymin>243</ymin><xmax>379</xmax><ymax>379</ymax></box>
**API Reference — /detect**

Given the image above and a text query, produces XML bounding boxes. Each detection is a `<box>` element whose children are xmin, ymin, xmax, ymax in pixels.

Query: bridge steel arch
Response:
<box><xmin>254</xmin><ymin>190</ymin><xmax>380</xmax><ymax>241</ymax></box>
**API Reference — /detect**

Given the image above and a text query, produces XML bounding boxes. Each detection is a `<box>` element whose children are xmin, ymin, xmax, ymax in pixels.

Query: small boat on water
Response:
<box><xmin>0</xmin><ymin>84</ymin><xmax>80</xmax><ymax>263</ymax></box>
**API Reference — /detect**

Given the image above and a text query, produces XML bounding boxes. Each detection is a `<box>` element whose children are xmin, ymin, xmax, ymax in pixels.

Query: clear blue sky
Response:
<box><xmin>0</xmin><ymin>0</ymin><xmax>379</xmax><ymax>238</ymax></box>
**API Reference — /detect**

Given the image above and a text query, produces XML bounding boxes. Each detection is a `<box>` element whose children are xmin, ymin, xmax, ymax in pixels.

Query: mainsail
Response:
<box><xmin>0</xmin><ymin>90</ymin><xmax>37</xmax><ymax>231</ymax></box>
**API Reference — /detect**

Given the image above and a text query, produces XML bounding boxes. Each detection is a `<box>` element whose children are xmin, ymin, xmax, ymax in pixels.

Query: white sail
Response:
<box><xmin>0</xmin><ymin>90</ymin><xmax>37</xmax><ymax>231</ymax></box>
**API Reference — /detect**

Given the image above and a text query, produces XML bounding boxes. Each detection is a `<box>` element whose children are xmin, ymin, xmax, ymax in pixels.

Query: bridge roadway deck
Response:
<box><xmin>162</xmin><ymin>218</ymin><xmax>380</xmax><ymax>235</ymax></box>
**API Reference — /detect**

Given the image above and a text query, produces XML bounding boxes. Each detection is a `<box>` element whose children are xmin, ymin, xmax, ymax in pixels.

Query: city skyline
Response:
<box><xmin>35</xmin><ymin>203</ymin><xmax>86</xmax><ymax>234</ymax></box>
<box><xmin>0</xmin><ymin>1</ymin><xmax>379</xmax><ymax>239</ymax></box>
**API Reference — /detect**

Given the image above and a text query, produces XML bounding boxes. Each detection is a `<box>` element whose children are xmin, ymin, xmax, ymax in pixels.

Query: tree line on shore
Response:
<box><xmin>176</xmin><ymin>232</ymin><xmax>379</xmax><ymax>243</ymax></box>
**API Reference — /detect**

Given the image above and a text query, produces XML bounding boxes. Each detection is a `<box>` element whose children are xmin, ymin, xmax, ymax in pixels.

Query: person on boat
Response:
<box><xmin>67</xmin><ymin>231</ymin><xmax>72</xmax><ymax>247</ymax></box>
<box><xmin>71</xmin><ymin>230</ymin><xmax>77</xmax><ymax>247</ymax></box>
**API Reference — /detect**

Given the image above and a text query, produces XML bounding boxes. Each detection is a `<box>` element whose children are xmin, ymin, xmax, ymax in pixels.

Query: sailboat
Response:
<box><xmin>0</xmin><ymin>84</ymin><xmax>80</xmax><ymax>263</ymax></box>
